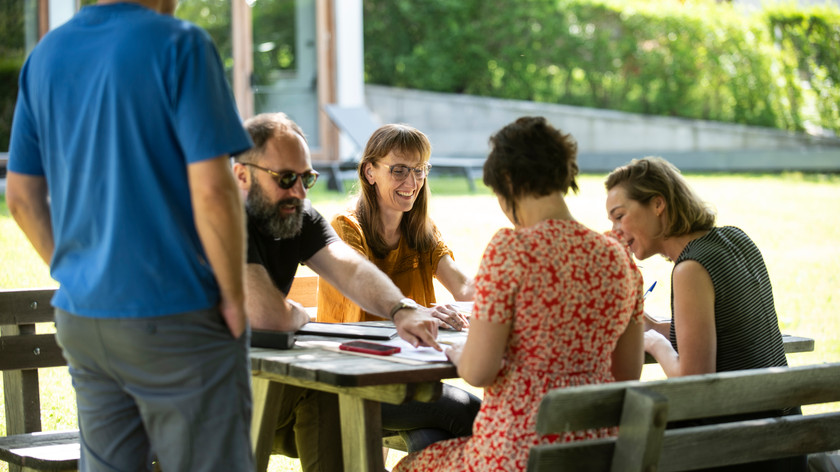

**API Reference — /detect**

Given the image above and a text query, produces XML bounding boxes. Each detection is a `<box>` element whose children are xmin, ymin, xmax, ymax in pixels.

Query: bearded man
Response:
<box><xmin>232</xmin><ymin>112</ymin><xmax>480</xmax><ymax>472</ymax></box>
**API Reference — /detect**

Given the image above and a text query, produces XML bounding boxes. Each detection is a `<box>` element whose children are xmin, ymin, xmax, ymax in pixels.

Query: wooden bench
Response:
<box><xmin>287</xmin><ymin>274</ymin><xmax>319</xmax><ymax>321</ymax></box>
<box><xmin>0</xmin><ymin>288</ymin><xmax>79</xmax><ymax>472</ymax></box>
<box><xmin>527</xmin><ymin>362</ymin><xmax>840</xmax><ymax>471</ymax></box>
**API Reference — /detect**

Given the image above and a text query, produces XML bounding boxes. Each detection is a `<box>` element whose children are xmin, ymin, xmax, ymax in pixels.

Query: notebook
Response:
<box><xmin>296</xmin><ymin>322</ymin><xmax>398</xmax><ymax>340</ymax></box>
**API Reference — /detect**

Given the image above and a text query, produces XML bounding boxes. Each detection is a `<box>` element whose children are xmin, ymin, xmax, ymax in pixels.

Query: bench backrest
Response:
<box><xmin>529</xmin><ymin>363</ymin><xmax>840</xmax><ymax>471</ymax></box>
<box><xmin>287</xmin><ymin>275</ymin><xmax>319</xmax><ymax>309</ymax></box>
<box><xmin>0</xmin><ymin>288</ymin><xmax>63</xmax><ymax>436</ymax></box>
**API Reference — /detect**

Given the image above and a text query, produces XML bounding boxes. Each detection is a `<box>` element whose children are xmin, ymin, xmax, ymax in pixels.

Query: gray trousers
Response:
<box><xmin>55</xmin><ymin>308</ymin><xmax>253</xmax><ymax>472</ymax></box>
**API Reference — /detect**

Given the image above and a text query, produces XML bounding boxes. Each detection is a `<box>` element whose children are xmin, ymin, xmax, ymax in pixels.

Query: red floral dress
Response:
<box><xmin>395</xmin><ymin>220</ymin><xmax>643</xmax><ymax>472</ymax></box>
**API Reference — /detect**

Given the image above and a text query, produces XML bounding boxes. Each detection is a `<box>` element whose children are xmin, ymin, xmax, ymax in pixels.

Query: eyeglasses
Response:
<box><xmin>384</xmin><ymin>163</ymin><xmax>432</xmax><ymax>181</ymax></box>
<box><xmin>244</xmin><ymin>163</ymin><xmax>319</xmax><ymax>190</ymax></box>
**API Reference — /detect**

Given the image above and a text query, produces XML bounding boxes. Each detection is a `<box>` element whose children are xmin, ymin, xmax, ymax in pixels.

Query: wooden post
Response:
<box><xmin>231</xmin><ymin>0</ymin><xmax>254</xmax><ymax>120</ymax></box>
<box><xmin>338</xmin><ymin>394</ymin><xmax>384</xmax><ymax>472</ymax></box>
<box><xmin>2</xmin><ymin>323</ymin><xmax>41</xmax><ymax>472</ymax></box>
<box><xmin>315</xmin><ymin>0</ymin><xmax>338</xmax><ymax>163</ymax></box>
<box><xmin>610</xmin><ymin>388</ymin><xmax>668</xmax><ymax>472</ymax></box>
<box><xmin>250</xmin><ymin>377</ymin><xmax>283</xmax><ymax>472</ymax></box>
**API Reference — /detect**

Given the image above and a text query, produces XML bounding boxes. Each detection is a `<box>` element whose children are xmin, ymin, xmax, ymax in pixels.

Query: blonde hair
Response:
<box><xmin>605</xmin><ymin>156</ymin><xmax>715</xmax><ymax>237</ymax></box>
<box><xmin>356</xmin><ymin>124</ymin><xmax>435</xmax><ymax>258</ymax></box>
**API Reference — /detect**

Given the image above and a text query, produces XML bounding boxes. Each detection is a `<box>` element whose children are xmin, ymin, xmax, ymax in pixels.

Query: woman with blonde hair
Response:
<box><xmin>605</xmin><ymin>156</ymin><xmax>805</xmax><ymax>472</ymax></box>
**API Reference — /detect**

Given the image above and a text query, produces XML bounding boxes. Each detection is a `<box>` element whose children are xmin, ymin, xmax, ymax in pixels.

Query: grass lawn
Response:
<box><xmin>1</xmin><ymin>171</ymin><xmax>839</xmax><ymax>471</ymax></box>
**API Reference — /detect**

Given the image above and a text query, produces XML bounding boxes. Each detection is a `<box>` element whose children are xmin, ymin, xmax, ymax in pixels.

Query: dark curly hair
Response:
<box><xmin>483</xmin><ymin>116</ymin><xmax>579</xmax><ymax>224</ymax></box>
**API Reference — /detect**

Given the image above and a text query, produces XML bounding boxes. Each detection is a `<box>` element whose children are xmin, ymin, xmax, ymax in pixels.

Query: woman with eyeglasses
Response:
<box><xmin>394</xmin><ymin>116</ymin><xmax>644</xmax><ymax>472</ymax></box>
<box><xmin>316</xmin><ymin>124</ymin><xmax>475</xmax><ymax>328</ymax></box>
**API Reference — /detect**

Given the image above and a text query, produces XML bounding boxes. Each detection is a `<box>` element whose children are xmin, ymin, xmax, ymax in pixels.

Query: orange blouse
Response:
<box><xmin>316</xmin><ymin>211</ymin><xmax>453</xmax><ymax>323</ymax></box>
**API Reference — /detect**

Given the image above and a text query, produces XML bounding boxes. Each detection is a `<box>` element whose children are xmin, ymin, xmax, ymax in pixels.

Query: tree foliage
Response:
<box><xmin>364</xmin><ymin>0</ymin><xmax>840</xmax><ymax>135</ymax></box>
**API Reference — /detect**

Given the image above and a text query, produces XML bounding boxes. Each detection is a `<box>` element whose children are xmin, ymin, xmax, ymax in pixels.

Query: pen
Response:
<box><xmin>643</xmin><ymin>281</ymin><xmax>657</xmax><ymax>299</ymax></box>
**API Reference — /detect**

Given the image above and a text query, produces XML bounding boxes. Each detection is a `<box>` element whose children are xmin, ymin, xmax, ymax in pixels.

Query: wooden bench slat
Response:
<box><xmin>0</xmin><ymin>289</ymin><xmax>57</xmax><ymax>326</ymax></box>
<box><xmin>536</xmin><ymin>363</ymin><xmax>840</xmax><ymax>433</ymax></box>
<box><xmin>659</xmin><ymin>412</ymin><xmax>840</xmax><ymax>471</ymax></box>
<box><xmin>0</xmin><ymin>334</ymin><xmax>66</xmax><ymax>371</ymax></box>
<box><xmin>1</xmin><ymin>289</ymin><xmax>78</xmax><ymax>472</ymax></box>
<box><xmin>287</xmin><ymin>275</ymin><xmax>318</xmax><ymax>309</ymax></box>
<box><xmin>781</xmin><ymin>334</ymin><xmax>815</xmax><ymax>353</ymax></box>
<box><xmin>0</xmin><ymin>431</ymin><xmax>79</xmax><ymax>469</ymax></box>
<box><xmin>528</xmin><ymin>438</ymin><xmax>615</xmax><ymax>471</ymax></box>
<box><xmin>528</xmin><ymin>412</ymin><xmax>840</xmax><ymax>471</ymax></box>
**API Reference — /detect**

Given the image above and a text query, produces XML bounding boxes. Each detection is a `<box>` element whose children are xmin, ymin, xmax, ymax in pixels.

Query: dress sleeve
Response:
<box><xmin>473</xmin><ymin>228</ymin><xmax>521</xmax><ymax>324</ymax></box>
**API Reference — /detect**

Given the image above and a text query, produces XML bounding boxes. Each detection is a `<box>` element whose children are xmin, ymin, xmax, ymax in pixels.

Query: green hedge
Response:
<box><xmin>765</xmin><ymin>3</ymin><xmax>840</xmax><ymax>135</ymax></box>
<box><xmin>364</xmin><ymin>0</ymin><xmax>840</xmax><ymax>135</ymax></box>
<box><xmin>0</xmin><ymin>58</ymin><xmax>22</xmax><ymax>152</ymax></box>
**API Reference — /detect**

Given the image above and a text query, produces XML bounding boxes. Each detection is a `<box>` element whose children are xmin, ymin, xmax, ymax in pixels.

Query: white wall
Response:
<box><xmin>333</xmin><ymin>0</ymin><xmax>365</xmax><ymax>160</ymax></box>
<box><xmin>49</xmin><ymin>0</ymin><xmax>75</xmax><ymax>30</ymax></box>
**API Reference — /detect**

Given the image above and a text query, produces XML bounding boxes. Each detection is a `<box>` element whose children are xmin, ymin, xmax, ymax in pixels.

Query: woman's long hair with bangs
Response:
<box><xmin>356</xmin><ymin>124</ymin><xmax>435</xmax><ymax>258</ymax></box>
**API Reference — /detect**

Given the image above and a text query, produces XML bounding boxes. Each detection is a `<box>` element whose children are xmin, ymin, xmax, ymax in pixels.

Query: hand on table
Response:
<box><xmin>643</xmin><ymin>328</ymin><xmax>672</xmax><ymax>360</ymax></box>
<box><xmin>444</xmin><ymin>342</ymin><xmax>464</xmax><ymax>366</ymax></box>
<box><xmin>393</xmin><ymin>309</ymin><xmax>441</xmax><ymax>351</ymax></box>
<box><xmin>429</xmin><ymin>303</ymin><xmax>469</xmax><ymax>331</ymax></box>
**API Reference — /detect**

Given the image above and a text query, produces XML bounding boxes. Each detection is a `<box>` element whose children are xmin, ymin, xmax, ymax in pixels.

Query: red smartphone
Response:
<box><xmin>339</xmin><ymin>340</ymin><xmax>401</xmax><ymax>356</ymax></box>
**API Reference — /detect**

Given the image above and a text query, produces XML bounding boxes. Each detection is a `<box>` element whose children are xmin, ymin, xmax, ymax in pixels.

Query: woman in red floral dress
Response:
<box><xmin>395</xmin><ymin>116</ymin><xmax>645</xmax><ymax>472</ymax></box>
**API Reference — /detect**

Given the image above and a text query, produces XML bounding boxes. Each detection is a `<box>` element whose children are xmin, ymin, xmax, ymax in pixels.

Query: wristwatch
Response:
<box><xmin>388</xmin><ymin>298</ymin><xmax>421</xmax><ymax>320</ymax></box>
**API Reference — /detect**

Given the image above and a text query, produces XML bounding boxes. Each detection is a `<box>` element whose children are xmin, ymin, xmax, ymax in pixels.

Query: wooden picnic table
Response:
<box><xmin>249</xmin><ymin>323</ymin><xmax>813</xmax><ymax>472</ymax></box>
<box><xmin>249</xmin><ymin>327</ymin><xmax>463</xmax><ymax>472</ymax></box>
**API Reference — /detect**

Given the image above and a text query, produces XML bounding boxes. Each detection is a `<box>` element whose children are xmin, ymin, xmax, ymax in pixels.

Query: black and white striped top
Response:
<box><xmin>669</xmin><ymin>226</ymin><xmax>788</xmax><ymax>372</ymax></box>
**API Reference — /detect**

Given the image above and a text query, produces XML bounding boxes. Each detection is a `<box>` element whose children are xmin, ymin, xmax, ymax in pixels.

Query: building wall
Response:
<box><xmin>365</xmin><ymin>84</ymin><xmax>840</xmax><ymax>172</ymax></box>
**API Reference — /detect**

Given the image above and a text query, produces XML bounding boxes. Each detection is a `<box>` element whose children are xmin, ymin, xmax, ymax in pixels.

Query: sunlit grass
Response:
<box><xmin>2</xmin><ymin>171</ymin><xmax>839</xmax><ymax>470</ymax></box>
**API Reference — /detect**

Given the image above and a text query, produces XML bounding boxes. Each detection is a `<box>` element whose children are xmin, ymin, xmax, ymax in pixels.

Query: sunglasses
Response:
<box><xmin>384</xmin><ymin>163</ymin><xmax>432</xmax><ymax>181</ymax></box>
<box><xmin>244</xmin><ymin>163</ymin><xmax>319</xmax><ymax>190</ymax></box>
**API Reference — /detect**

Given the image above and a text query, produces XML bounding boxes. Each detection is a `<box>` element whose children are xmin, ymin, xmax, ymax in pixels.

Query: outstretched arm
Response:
<box><xmin>306</xmin><ymin>241</ymin><xmax>441</xmax><ymax>349</ymax></box>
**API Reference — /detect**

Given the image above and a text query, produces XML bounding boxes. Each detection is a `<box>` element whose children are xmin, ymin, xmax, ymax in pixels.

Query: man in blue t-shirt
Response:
<box><xmin>6</xmin><ymin>1</ymin><xmax>253</xmax><ymax>470</ymax></box>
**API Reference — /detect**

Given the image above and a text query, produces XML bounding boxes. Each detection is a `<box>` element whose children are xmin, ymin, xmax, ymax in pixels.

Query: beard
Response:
<box><xmin>246</xmin><ymin>180</ymin><xmax>304</xmax><ymax>240</ymax></box>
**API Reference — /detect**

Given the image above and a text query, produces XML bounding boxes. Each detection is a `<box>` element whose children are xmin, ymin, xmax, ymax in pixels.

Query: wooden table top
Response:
<box><xmin>249</xmin><ymin>324</ymin><xmax>463</xmax><ymax>388</ymax></box>
<box><xmin>250</xmin><ymin>324</ymin><xmax>814</xmax><ymax>388</ymax></box>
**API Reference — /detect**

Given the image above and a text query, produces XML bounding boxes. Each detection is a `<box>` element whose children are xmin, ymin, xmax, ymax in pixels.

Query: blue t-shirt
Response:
<box><xmin>8</xmin><ymin>3</ymin><xmax>253</xmax><ymax>318</ymax></box>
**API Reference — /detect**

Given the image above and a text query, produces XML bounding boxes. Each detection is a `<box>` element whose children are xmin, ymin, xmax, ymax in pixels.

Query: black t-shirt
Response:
<box><xmin>246</xmin><ymin>199</ymin><xmax>339</xmax><ymax>294</ymax></box>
